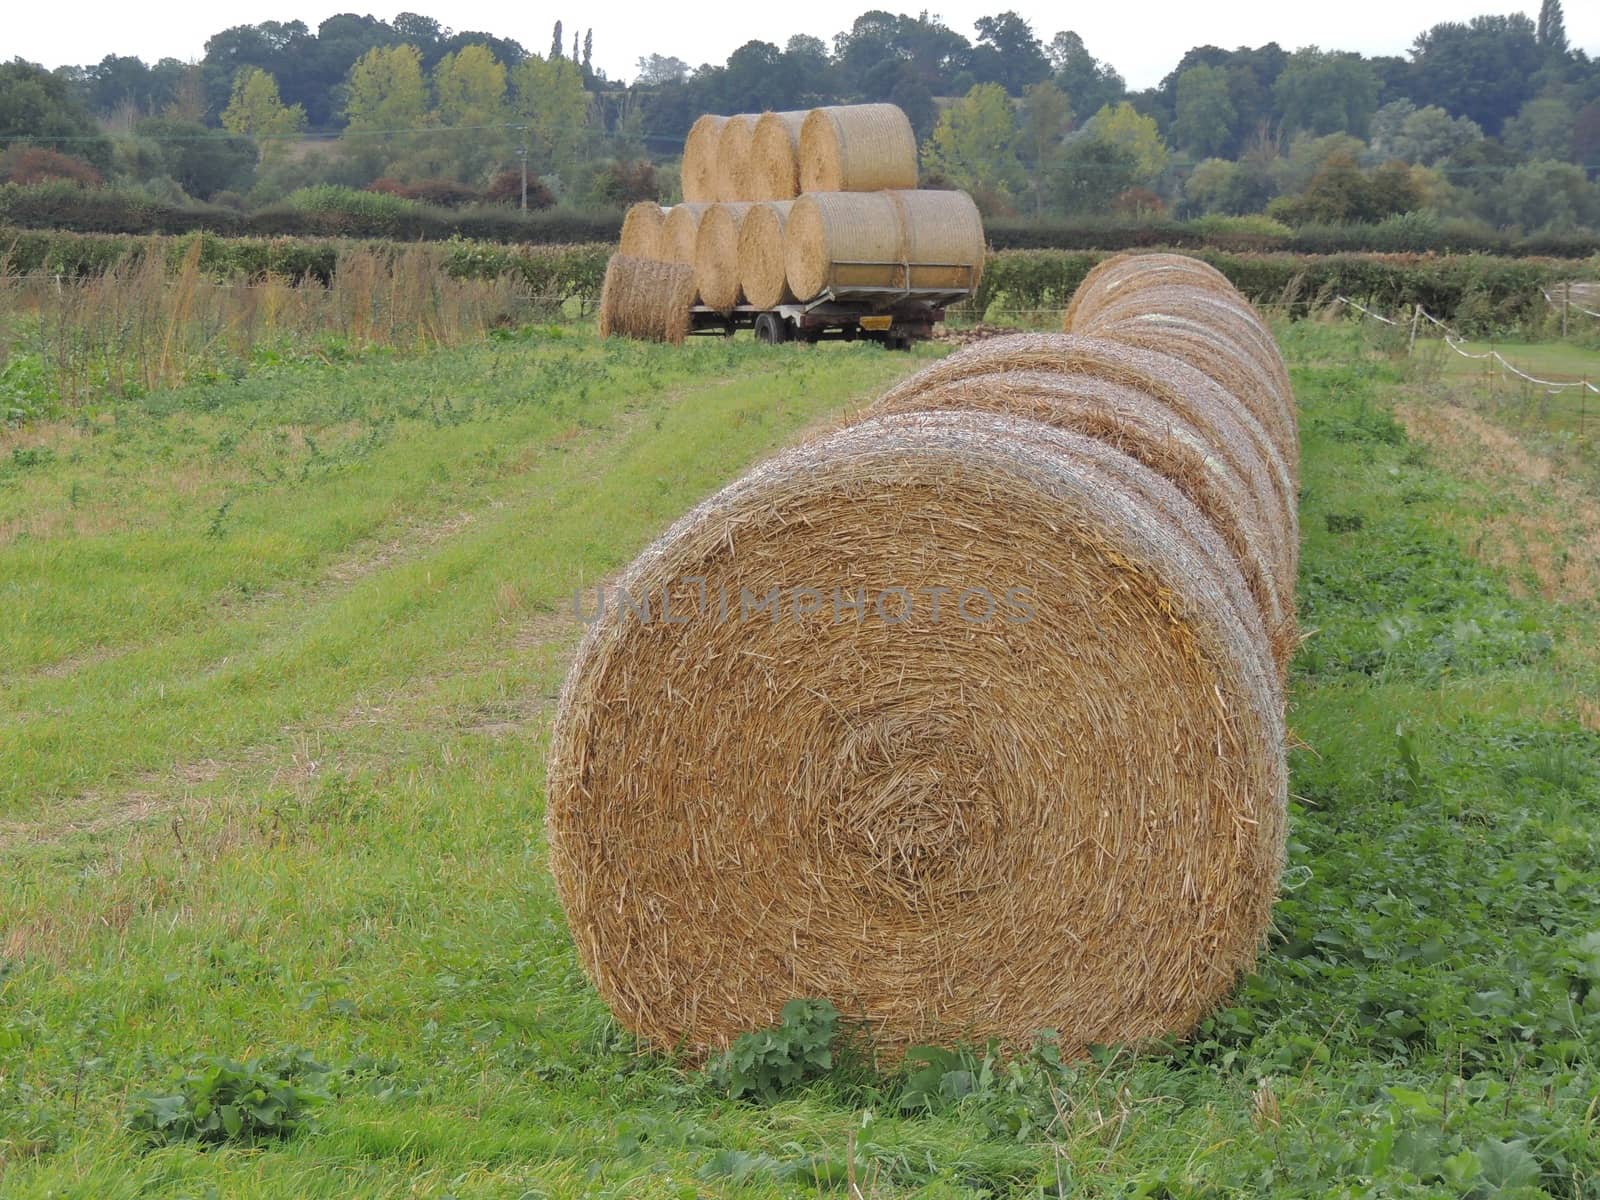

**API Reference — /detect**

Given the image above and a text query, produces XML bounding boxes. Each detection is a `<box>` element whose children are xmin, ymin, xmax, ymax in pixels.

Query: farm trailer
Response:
<box><xmin>689</xmin><ymin>261</ymin><xmax>979</xmax><ymax>350</ymax></box>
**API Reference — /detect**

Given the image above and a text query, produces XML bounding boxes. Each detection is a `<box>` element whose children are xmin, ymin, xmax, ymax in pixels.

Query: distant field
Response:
<box><xmin>1</xmin><ymin>323</ymin><xmax>1597</xmax><ymax>1197</ymax></box>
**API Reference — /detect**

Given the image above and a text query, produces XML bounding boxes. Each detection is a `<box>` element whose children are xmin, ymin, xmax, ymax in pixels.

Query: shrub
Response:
<box><xmin>127</xmin><ymin>1051</ymin><xmax>330</xmax><ymax>1147</ymax></box>
<box><xmin>590</xmin><ymin>159</ymin><xmax>659</xmax><ymax>207</ymax></box>
<box><xmin>485</xmin><ymin>170</ymin><xmax>555</xmax><ymax>210</ymax></box>
<box><xmin>0</xmin><ymin>147</ymin><xmax>102</xmax><ymax>188</ymax></box>
<box><xmin>706</xmin><ymin>999</ymin><xmax>839</xmax><ymax>1103</ymax></box>
<box><xmin>1112</xmin><ymin>187</ymin><xmax>1166</xmax><ymax>217</ymax></box>
<box><xmin>367</xmin><ymin>177</ymin><xmax>481</xmax><ymax>208</ymax></box>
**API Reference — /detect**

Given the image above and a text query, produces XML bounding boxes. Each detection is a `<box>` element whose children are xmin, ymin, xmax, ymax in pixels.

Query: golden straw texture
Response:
<box><xmin>548</xmin><ymin>409</ymin><xmax>1287</xmax><ymax>1059</ymax></box>
<box><xmin>694</xmin><ymin>202</ymin><xmax>754</xmax><ymax>313</ymax></box>
<box><xmin>751</xmin><ymin>110</ymin><xmax>808</xmax><ymax>200</ymax></box>
<box><xmin>715</xmin><ymin>114</ymin><xmax>760</xmax><ymax>201</ymax></box>
<box><xmin>864</xmin><ymin>369</ymin><xmax>1293</xmax><ymax>675</ymax></box>
<box><xmin>875</xmin><ymin>333</ymin><xmax>1299</xmax><ymax>605</ymax></box>
<box><xmin>784</xmin><ymin>191</ymin><xmax>905</xmax><ymax>302</ymax></box>
<box><xmin>682</xmin><ymin>115</ymin><xmax>727</xmax><ymax>203</ymax></box>
<box><xmin>799</xmin><ymin>104</ymin><xmax>918</xmax><ymax>192</ymax></box>
<box><xmin>888</xmin><ymin>189</ymin><xmax>987</xmax><ymax>291</ymax></box>
<box><xmin>662</xmin><ymin>202</ymin><xmax>711</xmax><ymax>267</ymax></box>
<box><xmin>737</xmin><ymin>200</ymin><xmax>794</xmax><ymax>309</ymax></box>
<box><xmin>597</xmin><ymin>254</ymin><xmax>696</xmax><ymax>344</ymax></box>
<box><xmin>619</xmin><ymin>202</ymin><xmax>667</xmax><ymax>260</ymax></box>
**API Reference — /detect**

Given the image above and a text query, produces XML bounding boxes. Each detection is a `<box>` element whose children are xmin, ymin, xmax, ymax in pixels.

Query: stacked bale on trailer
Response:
<box><xmin>599</xmin><ymin>103</ymin><xmax>985</xmax><ymax>338</ymax></box>
<box><xmin>551</xmin><ymin>253</ymin><xmax>1300</xmax><ymax>1058</ymax></box>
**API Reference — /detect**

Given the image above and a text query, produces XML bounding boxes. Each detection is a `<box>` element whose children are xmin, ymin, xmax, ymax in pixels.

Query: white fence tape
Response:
<box><xmin>1541</xmin><ymin>289</ymin><xmax>1600</xmax><ymax>320</ymax></box>
<box><xmin>1335</xmin><ymin>295</ymin><xmax>1599</xmax><ymax>396</ymax></box>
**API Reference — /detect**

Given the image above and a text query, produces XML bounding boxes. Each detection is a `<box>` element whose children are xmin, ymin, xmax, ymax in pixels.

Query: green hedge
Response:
<box><xmin>978</xmin><ymin>218</ymin><xmax>1600</xmax><ymax>259</ymax></box>
<box><xmin>8</xmin><ymin>182</ymin><xmax>1599</xmax><ymax>259</ymax></box>
<box><xmin>0</xmin><ymin>226</ymin><xmax>611</xmax><ymax>308</ymax></box>
<box><xmin>0</xmin><ymin>183</ymin><xmax>621</xmax><ymax>245</ymax></box>
<box><xmin>974</xmin><ymin>249</ymin><xmax>1589</xmax><ymax>332</ymax></box>
<box><xmin>5</xmin><ymin>226</ymin><xmax>1589</xmax><ymax>333</ymax></box>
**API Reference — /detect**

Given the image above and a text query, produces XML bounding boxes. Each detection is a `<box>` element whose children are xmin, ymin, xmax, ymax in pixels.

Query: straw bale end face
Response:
<box><xmin>597</xmin><ymin>254</ymin><xmax>696</xmax><ymax>344</ymax></box>
<box><xmin>799</xmin><ymin>104</ymin><xmax>918</xmax><ymax>193</ymax></box>
<box><xmin>547</xmin><ymin>411</ymin><xmax>1287</xmax><ymax>1061</ymax></box>
<box><xmin>683</xmin><ymin>115</ymin><xmax>728</xmax><ymax>203</ymax></box>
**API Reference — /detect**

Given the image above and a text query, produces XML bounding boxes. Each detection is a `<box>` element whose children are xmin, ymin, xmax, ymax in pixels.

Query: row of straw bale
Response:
<box><xmin>549</xmin><ymin>251</ymin><xmax>1302</xmax><ymax>1060</ymax></box>
<box><xmin>683</xmin><ymin>104</ymin><xmax>918</xmax><ymax>203</ymax></box>
<box><xmin>619</xmin><ymin>190</ymin><xmax>987</xmax><ymax>312</ymax></box>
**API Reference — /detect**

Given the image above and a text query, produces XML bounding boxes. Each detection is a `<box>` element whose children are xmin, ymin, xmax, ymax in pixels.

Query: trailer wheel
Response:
<box><xmin>754</xmin><ymin>313</ymin><xmax>790</xmax><ymax>345</ymax></box>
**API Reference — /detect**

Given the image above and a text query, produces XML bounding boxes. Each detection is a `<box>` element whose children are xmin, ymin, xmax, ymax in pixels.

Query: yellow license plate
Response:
<box><xmin>859</xmin><ymin>315</ymin><xmax>893</xmax><ymax>332</ymax></box>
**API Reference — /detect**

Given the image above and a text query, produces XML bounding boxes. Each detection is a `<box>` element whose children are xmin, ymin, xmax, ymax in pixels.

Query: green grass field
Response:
<box><xmin>2</xmin><ymin>322</ymin><xmax>1598</xmax><ymax>1198</ymax></box>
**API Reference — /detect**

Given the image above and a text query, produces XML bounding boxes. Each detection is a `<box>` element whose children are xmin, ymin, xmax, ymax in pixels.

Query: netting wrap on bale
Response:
<box><xmin>597</xmin><ymin>254</ymin><xmax>696</xmax><ymax>344</ymax></box>
<box><xmin>737</xmin><ymin>200</ymin><xmax>795</xmax><ymax>310</ymax></box>
<box><xmin>783</xmin><ymin>190</ymin><xmax>987</xmax><ymax>303</ymax></box>
<box><xmin>784</xmin><ymin>191</ymin><xmax>905</xmax><ymax>302</ymax></box>
<box><xmin>715</xmin><ymin>114</ymin><xmax>760</xmax><ymax>202</ymax></box>
<box><xmin>619</xmin><ymin>202</ymin><xmax>668</xmax><ymax>260</ymax></box>
<box><xmin>799</xmin><ymin>104</ymin><xmax>919</xmax><ymax>193</ymax></box>
<box><xmin>548</xmin><ymin>409</ymin><xmax>1287</xmax><ymax>1059</ymax></box>
<box><xmin>888</xmin><ymin>189</ymin><xmax>987</xmax><ymax>291</ymax></box>
<box><xmin>682</xmin><ymin>115</ymin><xmax>728</xmax><ymax>203</ymax></box>
<box><xmin>751</xmin><ymin>110</ymin><xmax>809</xmax><ymax>200</ymax></box>
<box><xmin>695</xmin><ymin>202</ymin><xmax>754</xmax><ymax>314</ymax></box>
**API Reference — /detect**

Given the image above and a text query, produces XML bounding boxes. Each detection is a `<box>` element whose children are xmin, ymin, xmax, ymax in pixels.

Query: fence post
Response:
<box><xmin>1563</xmin><ymin>286</ymin><xmax>1570</xmax><ymax>340</ymax></box>
<box><xmin>1408</xmin><ymin>304</ymin><xmax>1421</xmax><ymax>355</ymax></box>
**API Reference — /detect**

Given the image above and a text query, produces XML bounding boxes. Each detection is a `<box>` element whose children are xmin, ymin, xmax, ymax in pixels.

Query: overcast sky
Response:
<box><xmin>7</xmin><ymin>2</ymin><xmax>1599</xmax><ymax>89</ymax></box>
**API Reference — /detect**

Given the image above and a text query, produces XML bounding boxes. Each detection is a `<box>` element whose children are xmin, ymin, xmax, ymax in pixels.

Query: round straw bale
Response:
<box><xmin>876</xmin><ymin>333</ymin><xmax>1298</xmax><ymax>592</ymax></box>
<box><xmin>864</xmin><ymin>371</ymin><xmax>1293</xmax><ymax>673</ymax></box>
<box><xmin>695</xmin><ymin>202</ymin><xmax>754</xmax><ymax>314</ymax></box>
<box><xmin>682</xmin><ymin>115</ymin><xmax>727</xmax><ymax>203</ymax></box>
<box><xmin>799</xmin><ymin>104</ymin><xmax>918</xmax><ymax>192</ymax></box>
<box><xmin>715</xmin><ymin>114</ymin><xmax>760</xmax><ymax>201</ymax></box>
<box><xmin>751</xmin><ymin>110</ymin><xmax>808</xmax><ymax>200</ymax></box>
<box><xmin>1063</xmin><ymin>252</ymin><xmax>1234</xmax><ymax>328</ymax></box>
<box><xmin>1074</xmin><ymin>288</ymin><xmax>1297</xmax><ymax>467</ymax></box>
<box><xmin>547</xmin><ymin>409</ymin><xmax>1287</xmax><ymax>1059</ymax></box>
<box><xmin>784</xmin><ymin>191</ymin><xmax>906</xmax><ymax>302</ymax></box>
<box><xmin>1084</xmin><ymin>313</ymin><xmax>1298</xmax><ymax>482</ymax></box>
<box><xmin>662</xmin><ymin>202</ymin><xmax>711</xmax><ymax>266</ymax></box>
<box><xmin>888</xmin><ymin>189</ymin><xmax>987</xmax><ymax>291</ymax></box>
<box><xmin>619</xmin><ymin>201</ymin><xmax>668</xmax><ymax>260</ymax></box>
<box><xmin>738</xmin><ymin>200</ymin><xmax>794</xmax><ymax>309</ymax></box>
<box><xmin>598</xmin><ymin>254</ymin><xmax>696</xmax><ymax>345</ymax></box>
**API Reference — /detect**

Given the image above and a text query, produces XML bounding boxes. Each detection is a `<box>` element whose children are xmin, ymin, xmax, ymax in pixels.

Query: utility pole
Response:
<box><xmin>516</xmin><ymin>141</ymin><xmax>529</xmax><ymax>211</ymax></box>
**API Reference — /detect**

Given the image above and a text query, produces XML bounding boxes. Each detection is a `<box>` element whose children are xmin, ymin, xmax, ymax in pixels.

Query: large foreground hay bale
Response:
<box><xmin>799</xmin><ymin>104</ymin><xmax>918</xmax><ymax>192</ymax></box>
<box><xmin>876</xmin><ymin>333</ymin><xmax>1298</xmax><ymax>598</ymax></box>
<box><xmin>694</xmin><ymin>202</ymin><xmax>754</xmax><ymax>313</ymax></box>
<box><xmin>715</xmin><ymin>114</ymin><xmax>760</xmax><ymax>201</ymax></box>
<box><xmin>889</xmin><ymin>189</ymin><xmax>987</xmax><ymax>291</ymax></box>
<box><xmin>662</xmin><ymin>202</ymin><xmax>711</xmax><ymax>266</ymax></box>
<box><xmin>619</xmin><ymin>202</ymin><xmax>668</xmax><ymax>260</ymax></box>
<box><xmin>865</xmin><ymin>370</ymin><xmax>1293</xmax><ymax>673</ymax></box>
<box><xmin>682</xmin><ymin>115</ymin><xmax>727</xmax><ymax>203</ymax></box>
<box><xmin>597</xmin><ymin>254</ymin><xmax>696</xmax><ymax>344</ymax></box>
<box><xmin>548</xmin><ymin>409</ymin><xmax>1286</xmax><ymax>1058</ymax></box>
<box><xmin>784</xmin><ymin>191</ymin><xmax>905</xmax><ymax>302</ymax></box>
<box><xmin>737</xmin><ymin>200</ymin><xmax>794</xmax><ymax>309</ymax></box>
<box><xmin>751</xmin><ymin>110</ymin><xmax>808</xmax><ymax>200</ymax></box>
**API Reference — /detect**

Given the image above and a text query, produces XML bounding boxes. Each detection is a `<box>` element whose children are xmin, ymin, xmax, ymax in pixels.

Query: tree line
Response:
<box><xmin>2</xmin><ymin>3</ymin><xmax>1598</xmax><ymax>232</ymax></box>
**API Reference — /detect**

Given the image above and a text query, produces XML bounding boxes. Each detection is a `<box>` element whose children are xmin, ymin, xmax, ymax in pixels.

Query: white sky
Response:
<box><xmin>7</xmin><ymin>2</ymin><xmax>1599</xmax><ymax>89</ymax></box>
